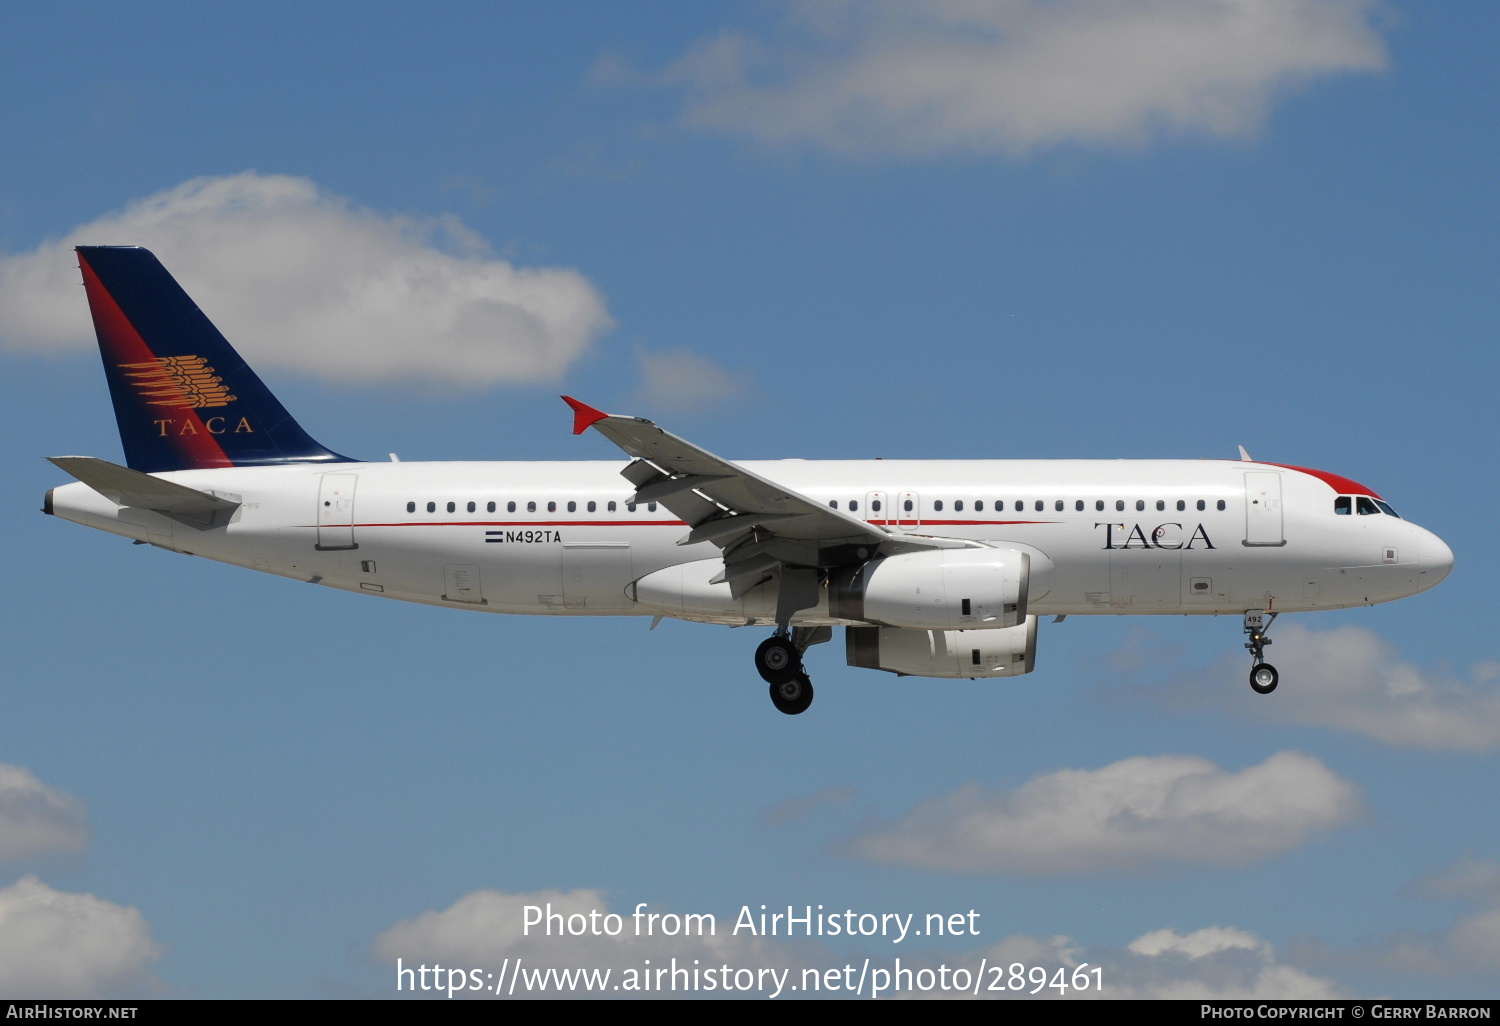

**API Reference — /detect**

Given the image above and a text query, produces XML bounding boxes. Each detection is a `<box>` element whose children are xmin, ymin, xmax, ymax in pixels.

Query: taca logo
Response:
<box><xmin>119</xmin><ymin>356</ymin><xmax>237</xmax><ymax>409</ymax></box>
<box><xmin>1096</xmin><ymin>523</ymin><xmax>1215</xmax><ymax>550</ymax></box>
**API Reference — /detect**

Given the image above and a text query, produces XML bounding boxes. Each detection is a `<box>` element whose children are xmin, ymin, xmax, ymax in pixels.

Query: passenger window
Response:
<box><xmin>487</xmin><ymin>501</ymin><xmax>496</xmax><ymax>513</ymax></box>
<box><xmin>934</xmin><ymin>500</ymin><xmax>944</xmax><ymax>512</ymax></box>
<box><xmin>507</xmin><ymin>501</ymin><xmax>516</xmax><ymax>513</ymax></box>
<box><xmin>873</xmin><ymin>500</ymin><xmax>882</xmax><ymax>512</ymax></box>
<box><xmin>1356</xmin><ymin>497</ymin><xmax>1379</xmax><ymax>516</ymax></box>
<box><xmin>1035</xmin><ymin>500</ymin><xmax>1044</xmax><ymax>512</ymax></box>
<box><xmin>608</xmin><ymin>501</ymin><xmax>617</xmax><ymax>512</ymax></box>
<box><xmin>1376</xmin><ymin>500</ymin><xmax>1401</xmax><ymax>519</ymax></box>
<box><xmin>953</xmin><ymin>500</ymin><xmax>962</xmax><ymax>512</ymax></box>
<box><xmin>1096</xmin><ymin>500</ymin><xmax>1104</xmax><ymax>512</ymax></box>
<box><xmin>447</xmin><ymin>501</ymin><xmax>456</xmax><ymax>513</ymax></box>
<box><xmin>587</xmin><ymin>501</ymin><xmax>596</xmax><ymax>513</ymax></box>
<box><xmin>1156</xmin><ymin>500</ymin><xmax>1165</xmax><ymax>512</ymax></box>
<box><xmin>1197</xmin><ymin>500</ymin><xmax>1206</xmax><ymax>511</ymax></box>
<box><xmin>406</xmin><ymin>501</ymin><xmax>415</xmax><ymax>513</ymax></box>
<box><xmin>904</xmin><ymin>499</ymin><xmax>913</xmax><ymax>512</ymax></box>
<box><xmin>527</xmin><ymin>501</ymin><xmax>536</xmax><ymax>513</ymax></box>
<box><xmin>1216</xmin><ymin>500</ymin><xmax>1226</xmax><ymax>511</ymax></box>
<box><xmin>975</xmin><ymin>500</ymin><xmax>984</xmax><ymax>512</ymax></box>
<box><xmin>547</xmin><ymin>501</ymin><xmax>557</xmax><ymax>513</ymax></box>
<box><xmin>627</xmin><ymin>503</ymin><xmax>637</xmax><ymax>513</ymax></box>
<box><xmin>467</xmin><ymin>501</ymin><xmax>476</xmax><ymax>513</ymax></box>
<box><xmin>1136</xmin><ymin>500</ymin><xmax>1145</xmax><ymax>512</ymax></box>
<box><xmin>567</xmin><ymin>501</ymin><xmax>576</xmax><ymax>513</ymax></box>
<box><xmin>1015</xmin><ymin>500</ymin><xmax>1023</xmax><ymax>512</ymax></box>
<box><xmin>1334</xmin><ymin>497</ymin><xmax>1352</xmax><ymax>516</ymax></box>
<box><xmin>829</xmin><ymin>500</ymin><xmax>837</xmax><ymax>509</ymax></box>
<box><xmin>649</xmin><ymin>502</ymin><xmax>658</xmax><ymax>512</ymax></box>
<box><xmin>1055</xmin><ymin>500</ymin><xmax>1064</xmax><ymax>512</ymax></box>
<box><xmin>1176</xmin><ymin>500</ymin><xmax>1185</xmax><ymax>511</ymax></box>
<box><xmin>1076</xmin><ymin>500</ymin><xmax>1084</xmax><ymax>512</ymax></box>
<box><xmin>427</xmin><ymin>502</ymin><xmax>436</xmax><ymax>513</ymax></box>
<box><xmin>1116</xmin><ymin>500</ymin><xmax>1125</xmax><ymax>512</ymax></box>
<box><xmin>849</xmin><ymin>500</ymin><xmax>858</xmax><ymax>512</ymax></box>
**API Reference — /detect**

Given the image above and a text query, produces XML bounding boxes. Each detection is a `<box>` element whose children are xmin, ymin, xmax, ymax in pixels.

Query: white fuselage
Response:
<box><xmin>47</xmin><ymin>458</ymin><xmax>1452</xmax><ymax>625</ymax></box>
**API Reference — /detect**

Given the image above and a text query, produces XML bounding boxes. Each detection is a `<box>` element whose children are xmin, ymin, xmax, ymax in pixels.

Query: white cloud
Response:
<box><xmin>879</xmin><ymin>925</ymin><xmax>1339</xmax><ymax>999</ymax></box>
<box><xmin>1129</xmin><ymin>924</ymin><xmax>1262</xmax><ymax>959</ymax></box>
<box><xmin>655</xmin><ymin>0</ymin><xmax>1387</xmax><ymax>157</ymax></box>
<box><xmin>844</xmin><ymin>751</ymin><xmax>1360</xmax><ymax>873</ymax></box>
<box><xmin>633</xmin><ymin>346</ymin><xmax>751</xmax><ymax>413</ymax></box>
<box><xmin>1105</xmin><ymin>925</ymin><xmax>1342</xmax><ymax>999</ymax></box>
<box><xmin>1300</xmin><ymin>857</ymin><xmax>1500</xmax><ymax>980</ymax></box>
<box><xmin>1382</xmin><ymin>855</ymin><xmax>1500</xmax><ymax>976</ymax></box>
<box><xmin>0</xmin><ymin>172</ymin><xmax>613</xmax><ymax>386</ymax></box>
<box><xmin>0</xmin><ymin>764</ymin><xmax>87</xmax><ymax>865</ymax></box>
<box><xmin>0</xmin><ymin>875</ymin><xmax>162</xmax><ymax>997</ymax></box>
<box><xmin>1414</xmin><ymin>854</ymin><xmax>1500</xmax><ymax>905</ymax></box>
<box><xmin>1168</xmin><ymin>623</ymin><xmax>1500</xmax><ymax>751</ymax></box>
<box><xmin>761</xmin><ymin>785</ymin><xmax>858</xmax><ymax>826</ymax></box>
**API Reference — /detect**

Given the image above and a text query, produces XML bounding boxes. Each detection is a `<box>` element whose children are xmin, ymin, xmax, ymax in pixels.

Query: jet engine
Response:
<box><xmin>845</xmin><ymin>618</ymin><xmax>1038</xmax><ymax>678</ymax></box>
<box><xmin>829</xmin><ymin>548</ymin><xmax>1029</xmax><ymax>630</ymax></box>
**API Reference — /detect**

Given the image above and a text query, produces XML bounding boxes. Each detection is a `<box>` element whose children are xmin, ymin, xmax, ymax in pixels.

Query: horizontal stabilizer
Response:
<box><xmin>47</xmin><ymin>456</ymin><xmax>240</xmax><ymax>514</ymax></box>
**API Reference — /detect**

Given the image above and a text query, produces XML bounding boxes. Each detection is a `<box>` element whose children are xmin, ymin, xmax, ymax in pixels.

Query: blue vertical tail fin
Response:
<box><xmin>76</xmin><ymin>245</ymin><xmax>355</xmax><ymax>473</ymax></box>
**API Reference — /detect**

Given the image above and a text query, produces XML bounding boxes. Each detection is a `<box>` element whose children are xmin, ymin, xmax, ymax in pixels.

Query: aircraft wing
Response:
<box><xmin>562</xmin><ymin>397</ymin><xmax>974</xmax><ymax>591</ymax></box>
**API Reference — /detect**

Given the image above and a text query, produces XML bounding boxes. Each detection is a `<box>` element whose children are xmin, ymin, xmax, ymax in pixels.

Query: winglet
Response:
<box><xmin>561</xmin><ymin>395</ymin><xmax>609</xmax><ymax>435</ymax></box>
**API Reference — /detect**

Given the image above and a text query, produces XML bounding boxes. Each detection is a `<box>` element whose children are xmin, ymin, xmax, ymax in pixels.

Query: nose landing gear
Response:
<box><xmin>1244</xmin><ymin>610</ymin><xmax>1279</xmax><ymax>694</ymax></box>
<box><xmin>755</xmin><ymin>627</ymin><xmax>830</xmax><ymax>714</ymax></box>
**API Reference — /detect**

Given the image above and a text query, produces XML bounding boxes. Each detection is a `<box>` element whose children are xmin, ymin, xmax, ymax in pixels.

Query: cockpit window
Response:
<box><xmin>1375</xmin><ymin>500</ymin><xmax>1401</xmax><ymax>519</ymax></box>
<box><xmin>1356</xmin><ymin>496</ymin><xmax>1379</xmax><ymax>516</ymax></box>
<box><xmin>1334</xmin><ymin>496</ymin><xmax>1351</xmax><ymax>516</ymax></box>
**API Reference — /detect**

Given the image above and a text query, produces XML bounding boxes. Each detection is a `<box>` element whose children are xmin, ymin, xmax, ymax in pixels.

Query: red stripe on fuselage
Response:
<box><xmin>78</xmin><ymin>253</ymin><xmax>232</xmax><ymax>470</ymax></box>
<box><xmin>349</xmin><ymin>520</ymin><xmax>689</xmax><ymax>529</ymax></box>
<box><xmin>343</xmin><ymin>518</ymin><xmax>1057</xmax><ymax>530</ymax></box>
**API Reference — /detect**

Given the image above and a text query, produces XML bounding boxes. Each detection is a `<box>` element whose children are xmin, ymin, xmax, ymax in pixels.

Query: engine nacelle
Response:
<box><xmin>830</xmin><ymin>548</ymin><xmax>1029</xmax><ymax>630</ymax></box>
<box><xmin>846</xmin><ymin>618</ymin><xmax>1038</xmax><ymax>678</ymax></box>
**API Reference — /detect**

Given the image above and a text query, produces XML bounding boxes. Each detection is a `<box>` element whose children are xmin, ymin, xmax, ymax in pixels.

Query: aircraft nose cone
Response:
<box><xmin>1419</xmin><ymin>532</ymin><xmax>1454</xmax><ymax>589</ymax></box>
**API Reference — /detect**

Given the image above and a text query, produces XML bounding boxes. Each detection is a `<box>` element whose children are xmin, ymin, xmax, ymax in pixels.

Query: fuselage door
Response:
<box><xmin>1244</xmin><ymin>472</ymin><xmax>1285</xmax><ymax>547</ymax></box>
<box><xmin>316</xmin><ymin>473</ymin><xmax>358</xmax><ymax>550</ymax></box>
<box><xmin>897</xmin><ymin>490</ymin><xmax>921</xmax><ymax>530</ymax></box>
<box><xmin>864</xmin><ymin>491</ymin><xmax>889</xmax><ymax>527</ymax></box>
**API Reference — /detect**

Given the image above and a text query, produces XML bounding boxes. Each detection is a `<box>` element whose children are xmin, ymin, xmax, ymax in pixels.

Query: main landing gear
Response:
<box><xmin>755</xmin><ymin>628</ymin><xmax>829</xmax><ymax>715</ymax></box>
<box><xmin>1244</xmin><ymin>609</ymin><xmax>1279</xmax><ymax>695</ymax></box>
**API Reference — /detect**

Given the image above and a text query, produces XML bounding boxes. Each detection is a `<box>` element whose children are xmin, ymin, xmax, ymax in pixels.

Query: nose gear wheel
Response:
<box><xmin>1243</xmin><ymin>610</ymin><xmax>1279</xmax><ymax>695</ymax></box>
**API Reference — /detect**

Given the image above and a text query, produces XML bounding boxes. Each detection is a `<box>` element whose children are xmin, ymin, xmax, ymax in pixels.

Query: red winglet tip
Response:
<box><xmin>561</xmin><ymin>395</ymin><xmax>608</xmax><ymax>435</ymax></box>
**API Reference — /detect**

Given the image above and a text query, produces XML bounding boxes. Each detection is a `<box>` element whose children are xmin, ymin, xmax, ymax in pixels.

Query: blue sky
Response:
<box><xmin>1</xmin><ymin>0</ymin><xmax>1497</xmax><ymax>999</ymax></box>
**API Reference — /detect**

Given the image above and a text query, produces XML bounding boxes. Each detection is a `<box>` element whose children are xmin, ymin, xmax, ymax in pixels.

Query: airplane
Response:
<box><xmin>43</xmin><ymin>246</ymin><xmax>1454</xmax><ymax>714</ymax></box>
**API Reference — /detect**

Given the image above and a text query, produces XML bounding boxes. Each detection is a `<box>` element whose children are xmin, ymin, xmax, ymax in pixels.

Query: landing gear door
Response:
<box><xmin>1244</xmin><ymin>472</ymin><xmax>1284</xmax><ymax>546</ymax></box>
<box><xmin>316</xmin><ymin>474</ymin><xmax>358</xmax><ymax>550</ymax></box>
